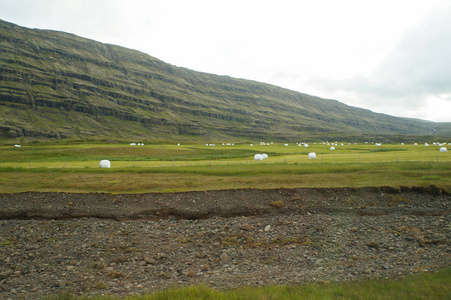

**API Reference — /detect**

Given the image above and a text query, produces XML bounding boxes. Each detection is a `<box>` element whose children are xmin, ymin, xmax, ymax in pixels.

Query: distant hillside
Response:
<box><xmin>1</xmin><ymin>19</ymin><xmax>450</xmax><ymax>143</ymax></box>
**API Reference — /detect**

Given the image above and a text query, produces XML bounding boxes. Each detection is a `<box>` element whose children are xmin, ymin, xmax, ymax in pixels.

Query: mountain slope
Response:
<box><xmin>0</xmin><ymin>19</ymin><xmax>450</xmax><ymax>142</ymax></box>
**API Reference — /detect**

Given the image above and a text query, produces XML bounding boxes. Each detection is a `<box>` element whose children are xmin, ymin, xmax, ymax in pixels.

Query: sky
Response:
<box><xmin>1</xmin><ymin>0</ymin><xmax>451</xmax><ymax>122</ymax></box>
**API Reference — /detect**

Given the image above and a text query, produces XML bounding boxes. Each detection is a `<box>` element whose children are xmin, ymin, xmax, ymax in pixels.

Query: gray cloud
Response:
<box><xmin>344</xmin><ymin>7</ymin><xmax>451</xmax><ymax>110</ymax></box>
<box><xmin>372</xmin><ymin>8</ymin><xmax>451</xmax><ymax>95</ymax></box>
<box><xmin>301</xmin><ymin>6</ymin><xmax>451</xmax><ymax>121</ymax></box>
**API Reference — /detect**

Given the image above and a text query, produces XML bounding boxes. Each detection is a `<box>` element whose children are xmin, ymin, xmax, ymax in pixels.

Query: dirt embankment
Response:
<box><xmin>0</xmin><ymin>186</ymin><xmax>449</xmax><ymax>299</ymax></box>
<box><xmin>0</xmin><ymin>185</ymin><xmax>449</xmax><ymax>221</ymax></box>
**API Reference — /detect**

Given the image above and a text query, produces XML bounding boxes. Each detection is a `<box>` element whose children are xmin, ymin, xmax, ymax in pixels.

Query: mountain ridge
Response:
<box><xmin>1</xmin><ymin>19</ymin><xmax>450</xmax><ymax>143</ymax></box>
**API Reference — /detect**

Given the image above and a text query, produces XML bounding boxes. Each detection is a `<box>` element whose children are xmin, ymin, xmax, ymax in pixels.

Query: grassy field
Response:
<box><xmin>0</xmin><ymin>142</ymin><xmax>450</xmax><ymax>193</ymax></box>
<box><xmin>47</xmin><ymin>267</ymin><xmax>451</xmax><ymax>299</ymax></box>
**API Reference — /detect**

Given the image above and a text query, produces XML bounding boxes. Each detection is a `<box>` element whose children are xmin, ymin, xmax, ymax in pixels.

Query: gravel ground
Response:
<box><xmin>0</xmin><ymin>186</ymin><xmax>450</xmax><ymax>299</ymax></box>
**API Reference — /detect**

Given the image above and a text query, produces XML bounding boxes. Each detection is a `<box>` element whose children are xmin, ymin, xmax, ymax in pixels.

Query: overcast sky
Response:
<box><xmin>1</xmin><ymin>0</ymin><xmax>451</xmax><ymax>122</ymax></box>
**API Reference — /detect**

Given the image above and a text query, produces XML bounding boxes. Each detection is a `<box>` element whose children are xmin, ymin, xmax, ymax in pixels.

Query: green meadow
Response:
<box><xmin>0</xmin><ymin>141</ymin><xmax>450</xmax><ymax>193</ymax></box>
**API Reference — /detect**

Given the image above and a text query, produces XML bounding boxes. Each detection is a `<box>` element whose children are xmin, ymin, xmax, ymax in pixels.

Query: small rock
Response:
<box><xmin>0</xmin><ymin>271</ymin><xmax>12</xmax><ymax>279</ymax></box>
<box><xmin>365</xmin><ymin>242</ymin><xmax>379</xmax><ymax>249</ymax></box>
<box><xmin>264</xmin><ymin>225</ymin><xmax>271</xmax><ymax>232</ymax></box>
<box><xmin>157</xmin><ymin>253</ymin><xmax>167</xmax><ymax>260</ymax></box>
<box><xmin>108</xmin><ymin>270</ymin><xmax>122</xmax><ymax>279</ymax></box>
<box><xmin>113</xmin><ymin>256</ymin><xmax>128</xmax><ymax>263</ymax></box>
<box><xmin>219</xmin><ymin>253</ymin><xmax>229</xmax><ymax>261</ymax></box>
<box><xmin>186</xmin><ymin>270</ymin><xmax>196</xmax><ymax>277</ymax></box>
<box><xmin>144</xmin><ymin>256</ymin><xmax>157</xmax><ymax>265</ymax></box>
<box><xmin>241</xmin><ymin>223</ymin><xmax>254</xmax><ymax>231</ymax></box>
<box><xmin>55</xmin><ymin>280</ymin><xmax>66</xmax><ymax>287</ymax></box>
<box><xmin>158</xmin><ymin>272</ymin><xmax>171</xmax><ymax>279</ymax></box>
<box><xmin>66</xmin><ymin>266</ymin><xmax>75</xmax><ymax>272</ymax></box>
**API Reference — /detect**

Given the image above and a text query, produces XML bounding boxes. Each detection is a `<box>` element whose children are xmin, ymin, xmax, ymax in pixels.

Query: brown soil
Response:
<box><xmin>1</xmin><ymin>186</ymin><xmax>448</xmax><ymax>221</ymax></box>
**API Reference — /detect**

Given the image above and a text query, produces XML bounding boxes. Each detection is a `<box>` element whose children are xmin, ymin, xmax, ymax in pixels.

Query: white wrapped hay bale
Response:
<box><xmin>308</xmin><ymin>152</ymin><xmax>316</xmax><ymax>159</ymax></box>
<box><xmin>99</xmin><ymin>160</ymin><xmax>111</xmax><ymax>168</ymax></box>
<box><xmin>330</xmin><ymin>146</ymin><xmax>335</xmax><ymax>151</ymax></box>
<box><xmin>440</xmin><ymin>147</ymin><xmax>447</xmax><ymax>153</ymax></box>
<box><xmin>254</xmin><ymin>154</ymin><xmax>263</xmax><ymax>161</ymax></box>
<box><xmin>14</xmin><ymin>144</ymin><xmax>21</xmax><ymax>147</ymax></box>
<box><xmin>425</xmin><ymin>143</ymin><xmax>429</xmax><ymax>147</ymax></box>
<box><xmin>261</xmin><ymin>153</ymin><xmax>268</xmax><ymax>159</ymax></box>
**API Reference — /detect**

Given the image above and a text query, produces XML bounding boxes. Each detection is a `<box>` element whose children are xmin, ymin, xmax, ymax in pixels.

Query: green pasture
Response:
<box><xmin>0</xmin><ymin>142</ymin><xmax>450</xmax><ymax>193</ymax></box>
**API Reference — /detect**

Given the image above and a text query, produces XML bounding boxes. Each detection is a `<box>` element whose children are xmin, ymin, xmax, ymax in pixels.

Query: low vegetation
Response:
<box><xmin>47</xmin><ymin>267</ymin><xmax>451</xmax><ymax>299</ymax></box>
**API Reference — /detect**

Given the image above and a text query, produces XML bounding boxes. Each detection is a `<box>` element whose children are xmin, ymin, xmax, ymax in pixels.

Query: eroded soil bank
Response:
<box><xmin>0</xmin><ymin>186</ymin><xmax>450</xmax><ymax>298</ymax></box>
<box><xmin>0</xmin><ymin>185</ymin><xmax>449</xmax><ymax>220</ymax></box>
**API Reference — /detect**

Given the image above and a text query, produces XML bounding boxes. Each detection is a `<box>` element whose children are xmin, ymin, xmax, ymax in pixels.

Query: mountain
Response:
<box><xmin>1</xmin><ymin>19</ymin><xmax>450</xmax><ymax>143</ymax></box>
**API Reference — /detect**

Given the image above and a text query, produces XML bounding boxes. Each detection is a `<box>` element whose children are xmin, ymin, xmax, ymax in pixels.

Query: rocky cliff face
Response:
<box><xmin>0</xmin><ymin>19</ymin><xmax>450</xmax><ymax>142</ymax></box>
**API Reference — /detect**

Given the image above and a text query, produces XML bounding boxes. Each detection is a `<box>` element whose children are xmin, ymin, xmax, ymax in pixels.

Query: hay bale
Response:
<box><xmin>308</xmin><ymin>152</ymin><xmax>316</xmax><ymax>159</ymax></box>
<box><xmin>330</xmin><ymin>146</ymin><xmax>335</xmax><ymax>151</ymax></box>
<box><xmin>440</xmin><ymin>147</ymin><xmax>448</xmax><ymax>153</ymax></box>
<box><xmin>254</xmin><ymin>154</ymin><xmax>263</xmax><ymax>161</ymax></box>
<box><xmin>262</xmin><ymin>153</ymin><xmax>268</xmax><ymax>159</ymax></box>
<box><xmin>99</xmin><ymin>160</ymin><xmax>111</xmax><ymax>168</ymax></box>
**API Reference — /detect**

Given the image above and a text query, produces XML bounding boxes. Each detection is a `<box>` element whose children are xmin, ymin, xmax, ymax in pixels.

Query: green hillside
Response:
<box><xmin>0</xmin><ymin>19</ymin><xmax>450</xmax><ymax>143</ymax></box>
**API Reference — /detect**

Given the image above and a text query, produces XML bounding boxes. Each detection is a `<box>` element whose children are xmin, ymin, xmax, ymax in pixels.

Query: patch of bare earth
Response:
<box><xmin>0</xmin><ymin>186</ymin><xmax>449</xmax><ymax>298</ymax></box>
